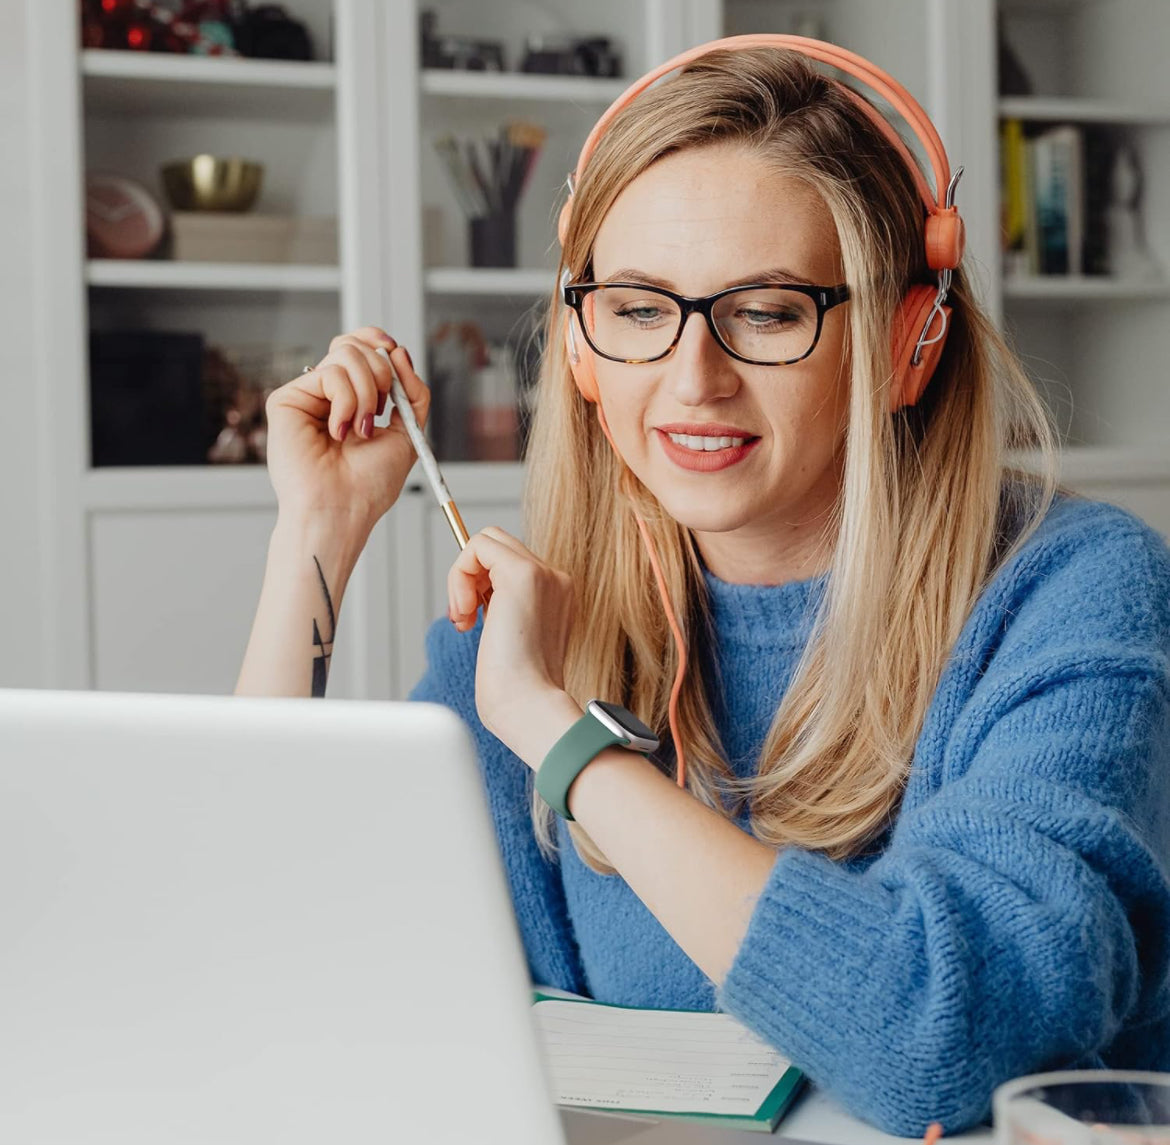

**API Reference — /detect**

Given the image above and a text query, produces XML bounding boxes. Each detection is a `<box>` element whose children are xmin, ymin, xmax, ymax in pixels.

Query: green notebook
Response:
<box><xmin>531</xmin><ymin>989</ymin><xmax>806</xmax><ymax>1134</ymax></box>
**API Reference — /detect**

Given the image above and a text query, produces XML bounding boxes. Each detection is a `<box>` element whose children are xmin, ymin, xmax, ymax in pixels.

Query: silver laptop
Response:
<box><xmin>0</xmin><ymin>688</ymin><xmax>778</xmax><ymax>1145</ymax></box>
<box><xmin>0</xmin><ymin>689</ymin><xmax>579</xmax><ymax>1144</ymax></box>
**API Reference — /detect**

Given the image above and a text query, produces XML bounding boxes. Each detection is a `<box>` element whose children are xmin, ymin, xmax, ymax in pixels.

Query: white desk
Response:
<box><xmin>560</xmin><ymin>1085</ymin><xmax>996</xmax><ymax>1144</ymax></box>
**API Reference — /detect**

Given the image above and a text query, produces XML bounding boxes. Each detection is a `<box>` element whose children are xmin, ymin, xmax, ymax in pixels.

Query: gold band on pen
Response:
<box><xmin>443</xmin><ymin>501</ymin><xmax>470</xmax><ymax>549</ymax></box>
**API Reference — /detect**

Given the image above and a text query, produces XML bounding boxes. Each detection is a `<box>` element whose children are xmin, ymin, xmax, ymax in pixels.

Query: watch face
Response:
<box><xmin>589</xmin><ymin>701</ymin><xmax>659</xmax><ymax>752</ymax></box>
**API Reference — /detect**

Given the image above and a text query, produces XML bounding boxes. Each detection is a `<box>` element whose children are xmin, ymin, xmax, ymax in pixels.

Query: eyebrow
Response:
<box><xmin>599</xmin><ymin>266</ymin><xmax>814</xmax><ymax>289</ymax></box>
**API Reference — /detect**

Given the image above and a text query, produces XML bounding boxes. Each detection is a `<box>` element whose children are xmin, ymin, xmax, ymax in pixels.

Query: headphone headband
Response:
<box><xmin>564</xmin><ymin>33</ymin><xmax>964</xmax><ymax>270</ymax></box>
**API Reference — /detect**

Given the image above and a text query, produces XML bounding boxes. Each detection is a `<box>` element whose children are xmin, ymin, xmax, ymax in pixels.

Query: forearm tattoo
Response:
<box><xmin>310</xmin><ymin>555</ymin><xmax>337</xmax><ymax>698</ymax></box>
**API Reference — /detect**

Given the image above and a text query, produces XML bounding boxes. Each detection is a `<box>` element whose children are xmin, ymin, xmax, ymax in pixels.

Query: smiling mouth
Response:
<box><xmin>660</xmin><ymin>430</ymin><xmax>761</xmax><ymax>451</ymax></box>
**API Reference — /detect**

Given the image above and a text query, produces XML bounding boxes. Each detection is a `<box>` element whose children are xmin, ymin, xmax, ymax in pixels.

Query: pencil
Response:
<box><xmin>432</xmin><ymin>121</ymin><xmax>547</xmax><ymax>220</ymax></box>
<box><xmin>375</xmin><ymin>346</ymin><xmax>470</xmax><ymax>550</ymax></box>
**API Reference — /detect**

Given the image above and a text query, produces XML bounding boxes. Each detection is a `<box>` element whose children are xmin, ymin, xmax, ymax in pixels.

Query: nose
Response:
<box><xmin>663</xmin><ymin>310</ymin><xmax>741</xmax><ymax>405</ymax></box>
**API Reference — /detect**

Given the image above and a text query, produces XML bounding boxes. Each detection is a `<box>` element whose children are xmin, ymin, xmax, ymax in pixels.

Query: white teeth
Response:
<box><xmin>666</xmin><ymin>432</ymin><xmax>746</xmax><ymax>451</ymax></box>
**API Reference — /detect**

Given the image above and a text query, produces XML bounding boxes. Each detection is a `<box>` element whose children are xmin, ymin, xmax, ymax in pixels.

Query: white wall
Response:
<box><xmin>0</xmin><ymin>0</ymin><xmax>47</xmax><ymax>687</ymax></box>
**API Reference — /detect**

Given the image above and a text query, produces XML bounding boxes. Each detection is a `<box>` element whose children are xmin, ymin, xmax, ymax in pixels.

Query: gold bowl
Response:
<box><xmin>160</xmin><ymin>156</ymin><xmax>264</xmax><ymax>212</ymax></box>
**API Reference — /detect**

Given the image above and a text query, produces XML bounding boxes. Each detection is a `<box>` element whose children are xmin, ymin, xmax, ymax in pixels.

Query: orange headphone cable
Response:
<box><xmin>595</xmin><ymin>403</ymin><xmax>690</xmax><ymax>791</ymax></box>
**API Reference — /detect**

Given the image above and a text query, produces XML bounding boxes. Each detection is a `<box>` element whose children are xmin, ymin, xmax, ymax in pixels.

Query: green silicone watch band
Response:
<box><xmin>536</xmin><ymin>710</ymin><xmax>625</xmax><ymax>821</ymax></box>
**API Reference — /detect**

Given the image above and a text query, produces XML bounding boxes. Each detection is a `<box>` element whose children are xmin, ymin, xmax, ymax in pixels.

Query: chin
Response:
<box><xmin>651</xmin><ymin>487</ymin><xmax>754</xmax><ymax>534</ymax></box>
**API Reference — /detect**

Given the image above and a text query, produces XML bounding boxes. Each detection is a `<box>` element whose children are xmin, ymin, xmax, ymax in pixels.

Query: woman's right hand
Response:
<box><xmin>264</xmin><ymin>327</ymin><xmax>431</xmax><ymax>535</ymax></box>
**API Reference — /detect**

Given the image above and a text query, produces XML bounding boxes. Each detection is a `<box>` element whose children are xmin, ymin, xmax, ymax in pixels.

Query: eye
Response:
<box><xmin>614</xmin><ymin>303</ymin><xmax>671</xmax><ymax>326</ymax></box>
<box><xmin>734</xmin><ymin>306</ymin><xmax>802</xmax><ymax>328</ymax></box>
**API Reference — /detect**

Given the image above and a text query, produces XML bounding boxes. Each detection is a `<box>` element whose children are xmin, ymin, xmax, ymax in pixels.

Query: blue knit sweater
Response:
<box><xmin>407</xmin><ymin>493</ymin><xmax>1170</xmax><ymax>1136</ymax></box>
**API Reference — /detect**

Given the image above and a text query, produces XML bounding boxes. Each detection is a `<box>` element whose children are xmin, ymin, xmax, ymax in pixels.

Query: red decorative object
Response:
<box><xmin>79</xmin><ymin>0</ymin><xmax>239</xmax><ymax>55</ymax></box>
<box><xmin>124</xmin><ymin>20</ymin><xmax>152</xmax><ymax>50</ymax></box>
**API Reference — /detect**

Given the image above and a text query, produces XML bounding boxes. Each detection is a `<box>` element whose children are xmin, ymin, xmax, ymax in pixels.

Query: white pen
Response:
<box><xmin>375</xmin><ymin>345</ymin><xmax>471</xmax><ymax>551</ymax></box>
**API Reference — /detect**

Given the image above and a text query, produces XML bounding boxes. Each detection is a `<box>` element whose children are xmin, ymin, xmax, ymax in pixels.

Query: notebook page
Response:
<box><xmin>533</xmin><ymin>999</ymin><xmax>792</xmax><ymax>1116</ymax></box>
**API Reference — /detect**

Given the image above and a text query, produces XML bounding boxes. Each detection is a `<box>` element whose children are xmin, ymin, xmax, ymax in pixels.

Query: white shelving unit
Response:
<box><xmin>993</xmin><ymin>0</ymin><xmax>1170</xmax><ymax>484</ymax></box>
<box><xmin>23</xmin><ymin>0</ymin><xmax>719</xmax><ymax>699</ymax></box>
<box><xmin>27</xmin><ymin>0</ymin><xmax>398</xmax><ymax>699</ymax></box>
<box><xmin>18</xmin><ymin>0</ymin><xmax>1167</xmax><ymax>700</ymax></box>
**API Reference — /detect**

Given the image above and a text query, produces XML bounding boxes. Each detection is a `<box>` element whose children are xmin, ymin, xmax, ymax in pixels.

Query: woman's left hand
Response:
<box><xmin>447</xmin><ymin>526</ymin><xmax>577</xmax><ymax>761</ymax></box>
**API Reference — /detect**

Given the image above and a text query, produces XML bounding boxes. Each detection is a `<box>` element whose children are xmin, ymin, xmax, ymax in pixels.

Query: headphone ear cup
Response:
<box><xmin>564</xmin><ymin>311</ymin><xmax>599</xmax><ymax>404</ymax></box>
<box><xmin>890</xmin><ymin>285</ymin><xmax>950</xmax><ymax>411</ymax></box>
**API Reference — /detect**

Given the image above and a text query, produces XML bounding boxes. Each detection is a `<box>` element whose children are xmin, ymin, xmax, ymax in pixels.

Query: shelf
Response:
<box><xmin>421</xmin><ymin>69</ymin><xmax>627</xmax><ymax>103</ymax></box>
<box><xmin>1013</xmin><ymin>443</ymin><xmax>1170</xmax><ymax>484</ymax></box>
<box><xmin>81</xmin><ymin>49</ymin><xmax>335</xmax><ymax>120</ymax></box>
<box><xmin>998</xmin><ymin>96</ymin><xmax>1170</xmax><ymax>126</ymax></box>
<box><xmin>1002</xmin><ymin>275</ymin><xmax>1170</xmax><ymax>302</ymax></box>
<box><xmin>1060</xmin><ymin>444</ymin><xmax>1170</xmax><ymax>484</ymax></box>
<box><xmin>425</xmin><ymin>267</ymin><xmax>555</xmax><ymax>297</ymax></box>
<box><xmin>83</xmin><ymin>465</ymin><xmax>276</xmax><ymax>512</ymax></box>
<box><xmin>83</xmin><ymin>460</ymin><xmax>527</xmax><ymax>512</ymax></box>
<box><xmin>999</xmin><ymin>0</ymin><xmax>1123</xmax><ymax>12</ymax></box>
<box><xmin>405</xmin><ymin>460</ymin><xmax>526</xmax><ymax>503</ymax></box>
<box><xmin>82</xmin><ymin>449</ymin><xmax>1166</xmax><ymax>514</ymax></box>
<box><xmin>87</xmin><ymin>260</ymin><xmax>341</xmax><ymax>293</ymax></box>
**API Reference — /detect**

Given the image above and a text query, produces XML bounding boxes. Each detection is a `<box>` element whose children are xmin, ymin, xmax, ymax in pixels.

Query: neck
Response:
<box><xmin>695</xmin><ymin>490</ymin><xmax>838</xmax><ymax>586</ymax></box>
<box><xmin>697</xmin><ymin>528</ymin><xmax>832</xmax><ymax>585</ymax></box>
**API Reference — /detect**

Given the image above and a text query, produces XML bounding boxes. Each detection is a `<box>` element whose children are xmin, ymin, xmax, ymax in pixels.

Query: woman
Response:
<box><xmin>238</xmin><ymin>41</ymin><xmax>1170</xmax><ymax>1136</ymax></box>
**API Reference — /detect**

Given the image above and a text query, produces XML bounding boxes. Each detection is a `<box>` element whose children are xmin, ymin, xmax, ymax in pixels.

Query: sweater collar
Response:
<box><xmin>698</xmin><ymin>561</ymin><xmax>827</xmax><ymax>646</ymax></box>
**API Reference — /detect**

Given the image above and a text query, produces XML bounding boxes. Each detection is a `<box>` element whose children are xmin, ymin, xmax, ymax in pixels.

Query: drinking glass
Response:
<box><xmin>994</xmin><ymin>1071</ymin><xmax>1170</xmax><ymax>1145</ymax></box>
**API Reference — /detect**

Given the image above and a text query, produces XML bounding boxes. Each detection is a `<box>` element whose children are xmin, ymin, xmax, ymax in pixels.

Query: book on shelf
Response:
<box><xmin>1000</xmin><ymin>119</ymin><xmax>1115</xmax><ymax>280</ymax></box>
<box><xmin>531</xmin><ymin>987</ymin><xmax>807</xmax><ymax>1133</ymax></box>
<box><xmin>1036</xmin><ymin>124</ymin><xmax>1083</xmax><ymax>275</ymax></box>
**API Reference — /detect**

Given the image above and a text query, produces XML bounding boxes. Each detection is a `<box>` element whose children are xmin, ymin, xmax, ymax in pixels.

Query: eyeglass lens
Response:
<box><xmin>583</xmin><ymin>285</ymin><xmax>820</xmax><ymax>363</ymax></box>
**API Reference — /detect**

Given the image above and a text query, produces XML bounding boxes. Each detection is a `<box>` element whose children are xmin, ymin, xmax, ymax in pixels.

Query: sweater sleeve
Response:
<box><xmin>716</xmin><ymin>504</ymin><xmax>1170</xmax><ymax>1137</ymax></box>
<box><xmin>407</xmin><ymin>613</ymin><xmax>587</xmax><ymax>995</ymax></box>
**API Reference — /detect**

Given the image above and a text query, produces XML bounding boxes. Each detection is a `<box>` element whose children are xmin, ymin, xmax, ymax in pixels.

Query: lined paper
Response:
<box><xmin>533</xmin><ymin>999</ymin><xmax>792</xmax><ymax>1116</ymax></box>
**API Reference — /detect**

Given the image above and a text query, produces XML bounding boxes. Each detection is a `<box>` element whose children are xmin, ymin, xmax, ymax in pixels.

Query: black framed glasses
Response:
<box><xmin>562</xmin><ymin>277</ymin><xmax>851</xmax><ymax>366</ymax></box>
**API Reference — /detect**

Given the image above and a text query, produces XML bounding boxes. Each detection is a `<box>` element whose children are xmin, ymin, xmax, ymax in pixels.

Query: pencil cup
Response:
<box><xmin>469</xmin><ymin>210</ymin><xmax>517</xmax><ymax>268</ymax></box>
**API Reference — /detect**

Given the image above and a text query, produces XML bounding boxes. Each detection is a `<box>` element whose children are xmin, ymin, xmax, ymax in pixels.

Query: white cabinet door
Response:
<box><xmin>390</xmin><ymin>464</ymin><xmax>525</xmax><ymax>698</ymax></box>
<box><xmin>90</xmin><ymin>509</ymin><xmax>276</xmax><ymax>695</ymax></box>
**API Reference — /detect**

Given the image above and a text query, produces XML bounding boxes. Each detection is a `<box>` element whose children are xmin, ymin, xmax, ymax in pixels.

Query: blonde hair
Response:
<box><xmin>521</xmin><ymin>47</ymin><xmax>1058</xmax><ymax>872</ymax></box>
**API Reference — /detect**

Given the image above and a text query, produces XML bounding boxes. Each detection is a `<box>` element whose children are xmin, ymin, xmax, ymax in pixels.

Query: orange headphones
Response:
<box><xmin>558</xmin><ymin>33</ymin><xmax>966</xmax><ymax>414</ymax></box>
<box><xmin>553</xmin><ymin>34</ymin><xmax>967</xmax><ymax>791</ymax></box>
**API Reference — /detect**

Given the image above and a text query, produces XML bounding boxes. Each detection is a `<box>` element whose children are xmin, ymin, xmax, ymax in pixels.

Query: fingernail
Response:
<box><xmin>338</xmin><ymin>421</ymin><xmax>350</xmax><ymax>442</ymax></box>
<box><xmin>403</xmin><ymin>348</ymin><xmax>414</xmax><ymax>372</ymax></box>
<box><xmin>376</xmin><ymin>391</ymin><xmax>386</xmax><ymax>417</ymax></box>
<box><xmin>361</xmin><ymin>413</ymin><xmax>374</xmax><ymax>438</ymax></box>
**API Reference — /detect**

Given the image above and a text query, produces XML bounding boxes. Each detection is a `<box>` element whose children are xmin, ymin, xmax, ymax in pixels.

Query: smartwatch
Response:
<box><xmin>536</xmin><ymin>700</ymin><xmax>660</xmax><ymax>821</ymax></box>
